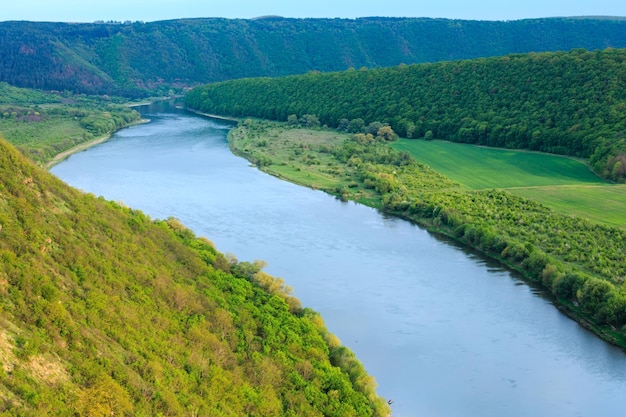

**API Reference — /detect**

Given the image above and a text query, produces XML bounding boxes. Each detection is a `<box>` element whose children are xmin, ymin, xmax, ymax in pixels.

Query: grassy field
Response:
<box><xmin>234</xmin><ymin>126</ymin><xmax>626</xmax><ymax>228</ymax></box>
<box><xmin>0</xmin><ymin>118</ymin><xmax>86</xmax><ymax>147</ymax></box>
<box><xmin>510</xmin><ymin>185</ymin><xmax>626</xmax><ymax>228</ymax></box>
<box><xmin>392</xmin><ymin>139</ymin><xmax>606</xmax><ymax>189</ymax></box>
<box><xmin>232</xmin><ymin>124</ymin><xmax>356</xmax><ymax>190</ymax></box>
<box><xmin>392</xmin><ymin>139</ymin><xmax>626</xmax><ymax>228</ymax></box>
<box><xmin>0</xmin><ymin>118</ymin><xmax>88</xmax><ymax>164</ymax></box>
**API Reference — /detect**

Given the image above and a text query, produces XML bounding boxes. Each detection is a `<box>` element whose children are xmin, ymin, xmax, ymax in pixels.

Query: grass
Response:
<box><xmin>392</xmin><ymin>139</ymin><xmax>606</xmax><ymax>189</ymax></box>
<box><xmin>0</xmin><ymin>118</ymin><xmax>90</xmax><ymax>165</ymax></box>
<box><xmin>235</xmin><ymin>126</ymin><xmax>626</xmax><ymax>229</ymax></box>
<box><xmin>392</xmin><ymin>139</ymin><xmax>626</xmax><ymax>228</ymax></box>
<box><xmin>0</xmin><ymin>118</ymin><xmax>86</xmax><ymax>148</ymax></box>
<box><xmin>510</xmin><ymin>185</ymin><xmax>626</xmax><ymax>228</ymax></box>
<box><xmin>233</xmin><ymin>125</ymin><xmax>348</xmax><ymax>189</ymax></box>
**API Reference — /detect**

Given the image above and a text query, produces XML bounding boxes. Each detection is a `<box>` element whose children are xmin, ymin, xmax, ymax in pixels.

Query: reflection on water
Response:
<box><xmin>52</xmin><ymin>101</ymin><xmax>626</xmax><ymax>417</ymax></box>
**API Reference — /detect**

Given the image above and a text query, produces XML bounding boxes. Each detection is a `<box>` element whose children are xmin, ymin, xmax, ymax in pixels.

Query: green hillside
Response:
<box><xmin>0</xmin><ymin>83</ymin><xmax>142</xmax><ymax>166</ymax></box>
<box><xmin>2</xmin><ymin>17</ymin><xmax>626</xmax><ymax>96</ymax></box>
<box><xmin>186</xmin><ymin>48</ymin><xmax>626</xmax><ymax>182</ymax></box>
<box><xmin>0</xmin><ymin>137</ymin><xmax>389</xmax><ymax>416</ymax></box>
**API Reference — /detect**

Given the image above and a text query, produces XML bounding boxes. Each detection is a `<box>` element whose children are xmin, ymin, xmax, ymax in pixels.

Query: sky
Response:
<box><xmin>2</xmin><ymin>0</ymin><xmax>626</xmax><ymax>23</ymax></box>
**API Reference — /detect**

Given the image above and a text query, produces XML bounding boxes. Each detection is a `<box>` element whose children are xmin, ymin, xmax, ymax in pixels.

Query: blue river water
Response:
<box><xmin>51</xmin><ymin>102</ymin><xmax>626</xmax><ymax>417</ymax></box>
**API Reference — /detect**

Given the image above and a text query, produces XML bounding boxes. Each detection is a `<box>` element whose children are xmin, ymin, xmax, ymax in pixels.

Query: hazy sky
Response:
<box><xmin>2</xmin><ymin>0</ymin><xmax>626</xmax><ymax>23</ymax></box>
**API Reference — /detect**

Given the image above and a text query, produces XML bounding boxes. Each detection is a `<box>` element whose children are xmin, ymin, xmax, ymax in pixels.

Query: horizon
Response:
<box><xmin>4</xmin><ymin>15</ymin><xmax>626</xmax><ymax>25</ymax></box>
<box><xmin>3</xmin><ymin>0</ymin><xmax>626</xmax><ymax>24</ymax></box>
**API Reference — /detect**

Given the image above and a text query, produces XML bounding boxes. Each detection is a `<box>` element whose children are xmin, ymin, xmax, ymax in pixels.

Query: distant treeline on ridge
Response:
<box><xmin>2</xmin><ymin>17</ymin><xmax>626</xmax><ymax>96</ymax></box>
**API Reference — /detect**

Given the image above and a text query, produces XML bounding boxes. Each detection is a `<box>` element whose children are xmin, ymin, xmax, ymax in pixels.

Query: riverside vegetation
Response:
<box><xmin>220</xmin><ymin>119</ymin><xmax>626</xmax><ymax>347</ymax></box>
<box><xmin>0</xmin><ymin>136</ymin><xmax>390</xmax><ymax>415</ymax></box>
<box><xmin>0</xmin><ymin>82</ymin><xmax>142</xmax><ymax>167</ymax></box>
<box><xmin>185</xmin><ymin>48</ymin><xmax>626</xmax><ymax>348</ymax></box>
<box><xmin>185</xmin><ymin>48</ymin><xmax>626</xmax><ymax>183</ymax></box>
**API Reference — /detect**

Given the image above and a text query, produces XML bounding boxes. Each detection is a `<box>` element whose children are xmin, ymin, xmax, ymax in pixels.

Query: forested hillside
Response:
<box><xmin>2</xmin><ymin>17</ymin><xmax>626</xmax><ymax>96</ymax></box>
<box><xmin>185</xmin><ymin>48</ymin><xmax>626</xmax><ymax>182</ymax></box>
<box><xmin>0</xmin><ymin>138</ymin><xmax>389</xmax><ymax>416</ymax></box>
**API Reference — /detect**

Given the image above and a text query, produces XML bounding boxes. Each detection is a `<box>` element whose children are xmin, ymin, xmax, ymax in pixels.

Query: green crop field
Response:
<box><xmin>392</xmin><ymin>139</ymin><xmax>626</xmax><ymax>228</ymax></box>
<box><xmin>510</xmin><ymin>185</ymin><xmax>626</xmax><ymax>228</ymax></box>
<box><xmin>392</xmin><ymin>139</ymin><xmax>606</xmax><ymax>189</ymax></box>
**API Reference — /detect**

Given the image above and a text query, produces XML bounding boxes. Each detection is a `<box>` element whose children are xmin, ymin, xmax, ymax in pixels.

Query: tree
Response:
<box><xmin>287</xmin><ymin>114</ymin><xmax>299</xmax><ymax>126</ymax></box>
<box><xmin>577</xmin><ymin>278</ymin><xmax>614</xmax><ymax>313</ymax></box>
<box><xmin>337</xmin><ymin>118</ymin><xmax>350</xmax><ymax>131</ymax></box>
<box><xmin>366</xmin><ymin>121</ymin><xmax>384</xmax><ymax>136</ymax></box>
<box><xmin>376</xmin><ymin>125</ymin><xmax>397</xmax><ymax>141</ymax></box>
<box><xmin>300</xmin><ymin>114</ymin><xmax>320</xmax><ymax>128</ymax></box>
<box><xmin>347</xmin><ymin>118</ymin><xmax>365</xmax><ymax>133</ymax></box>
<box><xmin>77</xmin><ymin>375</ymin><xmax>133</xmax><ymax>417</ymax></box>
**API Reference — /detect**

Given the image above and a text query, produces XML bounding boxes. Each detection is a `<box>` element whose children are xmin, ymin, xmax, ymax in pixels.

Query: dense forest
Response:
<box><xmin>0</xmin><ymin>137</ymin><xmax>389</xmax><ymax>416</ymax></box>
<box><xmin>2</xmin><ymin>17</ymin><xmax>626</xmax><ymax>96</ymax></box>
<box><xmin>185</xmin><ymin>48</ymin><xmax>626</xmax><ymax>182</ymax></box>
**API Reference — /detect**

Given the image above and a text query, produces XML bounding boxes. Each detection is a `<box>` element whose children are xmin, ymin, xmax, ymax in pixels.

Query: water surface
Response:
<box><xmin>52</xmin><ymin>102</ymin><xmax>626</xmax><ymax>417</ymax></box>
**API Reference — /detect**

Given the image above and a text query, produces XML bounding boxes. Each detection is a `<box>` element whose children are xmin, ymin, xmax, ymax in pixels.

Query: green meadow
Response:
<box><xmin>392</xmin><ymin>139</ymin><xmax>626</xmax><ymax>227</ymax></box>
<box><xmin>392</xmin><ymin>139</ymin><xmax>606</xmax><ymax>189</ymax></box>
<box><xmin>510</xmin><ymin>185</ymin><xmax>626</xmax><ymax>228</ymax></box>
<box><xmin>230</xmin><ymin>124</ymin><xmax>352</xmax><ymax>191</ymax></box>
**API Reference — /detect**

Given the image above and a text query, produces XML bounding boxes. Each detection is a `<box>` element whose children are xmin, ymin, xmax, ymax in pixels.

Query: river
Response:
<box><xmin>51</xmin><ymin>102</ymin><xmax>626</xmax><ymax>417</ymax></box>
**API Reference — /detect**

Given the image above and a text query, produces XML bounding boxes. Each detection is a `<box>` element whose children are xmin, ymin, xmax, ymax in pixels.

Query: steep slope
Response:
<box><xmin>2</xmin><ymin>17</ymin><xmax>626</xmax><ymax>96</ymax></box>
<box><xmin>0</xmin><ymin>138</ymin><xmax>388</xmax><ymax>416</ymax></box>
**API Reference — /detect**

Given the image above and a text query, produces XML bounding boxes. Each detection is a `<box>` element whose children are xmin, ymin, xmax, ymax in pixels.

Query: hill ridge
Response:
<box><xmin>2</xmin><ymin>17</ymin><xmax>626</xmax><ymax>96</ymax></box>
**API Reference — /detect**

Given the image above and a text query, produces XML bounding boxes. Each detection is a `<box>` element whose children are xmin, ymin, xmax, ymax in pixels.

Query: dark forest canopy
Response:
<box><xmin>185</xmin><ymin>48</ymin><xmax>626</xmax><ymax>182</ymax></box>
<box><xmin>0</xmin><ymin>137</ymin><xmax>389</xmax><ymax>416</ymax></box>
<box><xmin>2</xmin><ymin>17</ymin><xmax>626</xmax><ymax>96</ymax></box>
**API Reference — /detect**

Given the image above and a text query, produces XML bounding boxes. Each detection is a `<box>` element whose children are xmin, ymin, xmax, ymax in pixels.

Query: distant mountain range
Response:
<box><xmin>2</xmin><ymin>16</ymin><xmax>626</xmax><ymax>96</ymax></box>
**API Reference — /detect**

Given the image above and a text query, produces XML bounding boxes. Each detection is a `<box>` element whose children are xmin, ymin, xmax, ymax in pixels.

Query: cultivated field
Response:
<box><xmin>392</xmin><ymin>139</ymin><xmax>626</xmax><ymax>227</ymax></box>
<box><xmin>510</xmin><ymin>185</ymin><xmax>626</xmax><ymax>228</ymax></box>
<box><xmin>392</xmin><ymin>139</ymin><xmax>606</xmax><ymax>189</ymax></box>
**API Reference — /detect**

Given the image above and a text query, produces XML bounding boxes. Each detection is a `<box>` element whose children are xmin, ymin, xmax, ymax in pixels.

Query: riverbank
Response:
<box><xmin>413</xmin><ymin>218</ymin><xmax>626</xmax><ymax>351</ymax></box>
<box><xmin>221</xmin><ymin>119</ymin><xmax>626</xmax><ymax>352</ymax></box>
<box><xmin>45</xmin><ymin>118</ymin><xmax>150</xmax><ymax>169</ymax></box>
<box><xmin>46</xmin><ymin>102</ymin><xmax>233</xmax><ymax>170</ymax></box>
<box><xmin>185</xmin><ymin>108</ymin><xmax>240</xmax><ymax>123</ymax></box>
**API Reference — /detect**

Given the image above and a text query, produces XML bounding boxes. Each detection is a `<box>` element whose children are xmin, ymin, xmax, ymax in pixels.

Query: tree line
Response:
<box><xmin>186</xmin><ymin>48</ymin><xmax>626</xmax><ymax>182</ymax></box>
<box><xmin>3</xmin><ymin>17</ymin><xmax>626</xmax><ymax>96</ymax></box>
